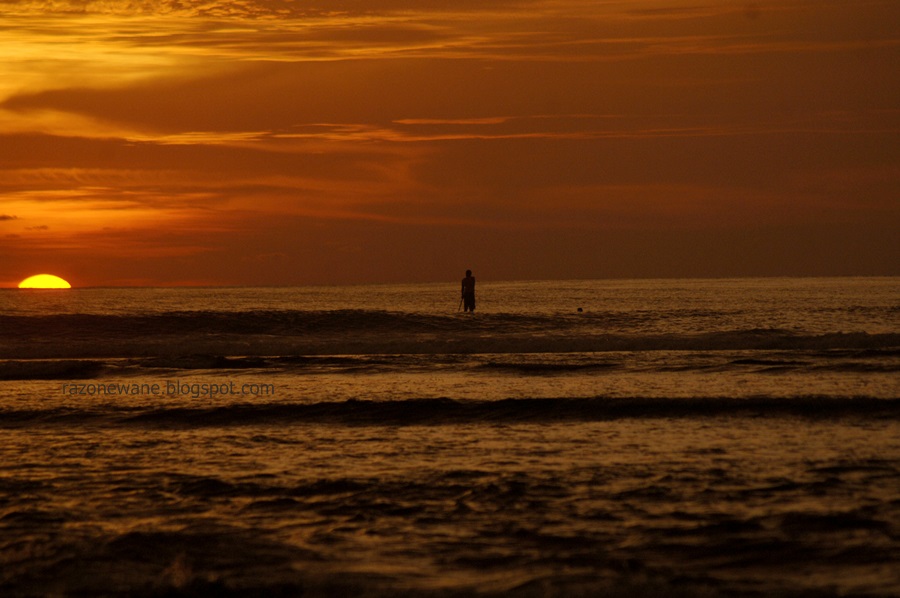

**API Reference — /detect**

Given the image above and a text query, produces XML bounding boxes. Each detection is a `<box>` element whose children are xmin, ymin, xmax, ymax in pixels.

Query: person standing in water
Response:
<box><xmin>461</xmin><ymin>269</ymin><xmax>476</xmax><ymax>312</ymax></box>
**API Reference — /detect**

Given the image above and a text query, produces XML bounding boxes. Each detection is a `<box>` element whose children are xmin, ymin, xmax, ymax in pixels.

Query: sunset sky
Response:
<box><xmin>1</xmin><ymin>0</ymin><xmax>897</xmax><ymax>286</ymax></box>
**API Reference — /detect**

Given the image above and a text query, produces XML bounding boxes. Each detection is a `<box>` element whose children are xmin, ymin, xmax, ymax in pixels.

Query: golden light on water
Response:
<box><xmin>18</xmin><ymin>274</ymin><xmax>72</xmax><ymax>289</ymax></box>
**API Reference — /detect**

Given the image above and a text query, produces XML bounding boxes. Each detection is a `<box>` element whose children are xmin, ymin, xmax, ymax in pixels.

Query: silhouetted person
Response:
<box><xmin>461</xmin><ymin>270</ymin><xmax>476</xmax><ymax>312</ymax></box>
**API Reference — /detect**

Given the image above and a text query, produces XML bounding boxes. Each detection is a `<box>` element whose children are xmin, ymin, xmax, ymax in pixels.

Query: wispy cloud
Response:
<box><xmin>1</xmin><ymin>0</ymin><xmax>897</xmax><ymax>283</ymax></box>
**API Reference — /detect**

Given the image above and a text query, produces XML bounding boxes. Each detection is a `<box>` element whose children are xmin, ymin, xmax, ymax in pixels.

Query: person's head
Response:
<box><xmin>466</xmin><ymin>270</ymin><xmax>472</xmax><ymax>277</ymax></box>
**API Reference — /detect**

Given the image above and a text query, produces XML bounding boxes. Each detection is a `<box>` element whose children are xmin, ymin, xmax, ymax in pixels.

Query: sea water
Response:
<box><xmin>0</xmin><ymin>278</ymin><xmax>898</xmax><ymax>596</ymax></box>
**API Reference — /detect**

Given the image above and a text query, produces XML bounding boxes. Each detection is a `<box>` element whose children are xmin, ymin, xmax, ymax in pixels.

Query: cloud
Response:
<box><xmin>1</xmin><ymin>0</ymin><xmax>898</xmax><ymax>283</ymax></box>
<box><xmin>0</xmin><ymin>0</ymin><xmax>534</xmax><ymax>16</ymax></box>
<box><xmin>240</xmin><ymin>251</ymin><xmax>287</xmax><ymax>263</ymax></box>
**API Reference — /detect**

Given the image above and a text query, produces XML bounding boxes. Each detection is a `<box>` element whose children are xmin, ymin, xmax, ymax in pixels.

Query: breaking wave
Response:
<box><xmin>2</xmin><ymin>397</ymin><xmax>897</xmax><ymax>428</ymax></box>
<box><xmin>2</xmin><ymin>309</ymin><xmax>898</xmax><ymax>359</ymax></box>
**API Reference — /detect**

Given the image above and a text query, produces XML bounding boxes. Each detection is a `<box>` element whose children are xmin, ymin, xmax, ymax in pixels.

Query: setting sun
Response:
<box><xmin>18</xmin><ymin>274</ymin><xmax>72</xmax><ymax>289</ymax></box>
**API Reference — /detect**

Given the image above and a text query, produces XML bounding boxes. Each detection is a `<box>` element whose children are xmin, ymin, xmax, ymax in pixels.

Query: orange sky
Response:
<box><xmin>1</xmin><ymin>0</ymin><xmax>898</xmax><ymax>286</ymax></box>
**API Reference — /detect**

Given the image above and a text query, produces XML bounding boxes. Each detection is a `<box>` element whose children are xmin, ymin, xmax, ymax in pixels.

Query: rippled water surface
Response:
<box><xmin>1</xmin><ymin>278</ymin><xmax>898</xmax><ymax>596</ymax></box>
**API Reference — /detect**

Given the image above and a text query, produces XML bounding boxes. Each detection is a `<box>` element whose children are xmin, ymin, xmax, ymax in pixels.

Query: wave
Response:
<box><xmin>2</xmin><ymin>397</ymin><xmax>897</xmax><ymax>428</ymax></box>
<box><xmin>0</xmin><ymin>309</ymin><xmax>483</xmax><ymax>337</ymax></box>
<box><xmin>1</xmin><ymin>309</ymin><xmax>898</xmax><ymax>359</ymax></box>
<box><xmin>1</xmin><ymin>346</ymin><xmax>898</xmax><ymax>382</ymax></box>
<box><xmin>6</xmin><ymin>309</ymin><xmax>898</xmax><ymax>340</ymax></box>
<box><xmin>0</xmin><ymin>359</ymin><xmax>106</xmax><ymax>380</ymax></box>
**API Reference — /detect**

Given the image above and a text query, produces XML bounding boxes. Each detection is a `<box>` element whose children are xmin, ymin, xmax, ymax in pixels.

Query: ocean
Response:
<box><xmin>0</xmin><ymin>277</ymin><xmax>898</xmax><ymax>597</ymax></box>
